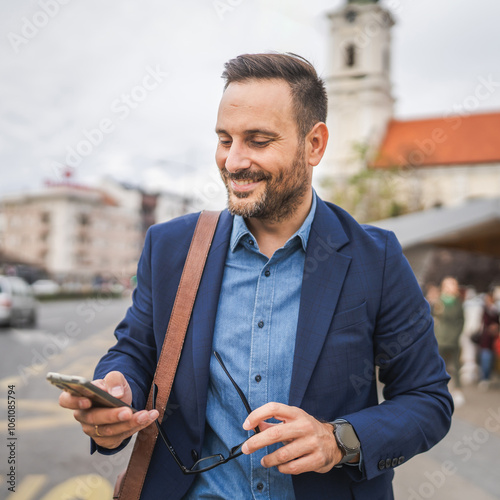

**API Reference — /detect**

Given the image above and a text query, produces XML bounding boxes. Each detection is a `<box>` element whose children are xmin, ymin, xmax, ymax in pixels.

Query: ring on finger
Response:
<box><xmin>95</xmin><ymin>425</ymin><xmax>102</xmax><ymax>437</ymax></box>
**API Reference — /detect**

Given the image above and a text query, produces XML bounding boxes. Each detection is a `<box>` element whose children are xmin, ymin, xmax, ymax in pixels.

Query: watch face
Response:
<box><xmin>337</xmin><ymin>424</ymin><xmax>360</xmax><ymax>450</ymax></box>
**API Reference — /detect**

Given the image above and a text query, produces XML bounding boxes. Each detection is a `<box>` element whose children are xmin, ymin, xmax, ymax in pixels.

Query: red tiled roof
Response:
<box><xmin>372</xmin><ymin>112</ymin><xmax>500</xmax><ymax>168</ymax></box>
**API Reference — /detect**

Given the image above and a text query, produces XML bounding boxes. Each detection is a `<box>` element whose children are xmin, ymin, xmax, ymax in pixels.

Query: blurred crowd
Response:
<box><xmin>426</xmin><ymin>277</ymin><xmax>500</xmax><ymax>407</ymax></box>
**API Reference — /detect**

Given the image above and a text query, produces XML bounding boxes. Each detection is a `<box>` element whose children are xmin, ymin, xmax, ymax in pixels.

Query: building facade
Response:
<box><xmin>321</xmin><ymin>0</ymin><xmax>500</xmax><ymax>212</ymax></box>
<box><xmin>0</xmin><ymin>184</ymin><xmax>142</xmax><ymax>282</ymax></box>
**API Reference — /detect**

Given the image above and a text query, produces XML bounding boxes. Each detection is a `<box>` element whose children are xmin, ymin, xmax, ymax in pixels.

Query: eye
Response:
<box><xmin>251</xmin><ymin>140</ymin><xmax>271</xmax><ymax>147</ymax></box>
<box><xmin>218</xmin><ymin>138</ymin><xmax>232</xmax><ymax>147</ymax></box>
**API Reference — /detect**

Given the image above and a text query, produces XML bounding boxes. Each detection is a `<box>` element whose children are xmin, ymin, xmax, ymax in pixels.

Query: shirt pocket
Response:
<box><xmin>330</xmin><ymin>301</ymin><xmax>368</xmax><ymax>332</ymax></box>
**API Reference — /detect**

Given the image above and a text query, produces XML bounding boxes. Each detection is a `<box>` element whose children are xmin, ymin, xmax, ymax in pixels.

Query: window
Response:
<box><xmin>383</xmin><ymin>47</ymin><xmax>390</xmax><ymax>73</ymax></box>
<box><xmin>345</xmin><ymin>44</ymin><xmax>356</xmax><ymax>68</ymax></box>
<box><xmin>78</xmin><ymin>213</ymin><xmax>90</xmax><ymax>226</ymax></box>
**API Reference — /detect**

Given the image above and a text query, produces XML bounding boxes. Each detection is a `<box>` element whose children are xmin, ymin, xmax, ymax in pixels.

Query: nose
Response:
<box><xmin>224</xmin><ymin>141</ymin><xmax>252</xmax><ymax>173</ymax></box>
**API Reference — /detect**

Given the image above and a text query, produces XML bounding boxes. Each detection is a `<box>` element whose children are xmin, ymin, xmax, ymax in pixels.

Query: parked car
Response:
<box><xmin>0</xmin><ymin>276</ymin><xmax>38</xmax><ymax>327</ymax></box>
<box><xmin>31</xmin><ymin>279</ymin><xmax>61</xmax><ymax>296</ymax></box>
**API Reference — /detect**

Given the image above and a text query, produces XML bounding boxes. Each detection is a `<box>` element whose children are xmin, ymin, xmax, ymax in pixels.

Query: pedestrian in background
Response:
<box><xmin>478</xmin><ymin>289</ymin><xmax>500</xmax><ymax>390</ymax></box>
<box><xmin>432</xmin><ymin>277</ymin><xmax>465</xmax><ymax>404</ymax></box>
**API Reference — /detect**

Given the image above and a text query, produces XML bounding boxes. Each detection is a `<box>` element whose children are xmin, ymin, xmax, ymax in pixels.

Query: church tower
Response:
<box><xmin>323</xmin><ymin>0</ymin><xmax>395</xmax><ymax>178</ymax></box>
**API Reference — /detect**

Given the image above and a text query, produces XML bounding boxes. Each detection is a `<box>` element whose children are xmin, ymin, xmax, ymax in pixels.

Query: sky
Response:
<box><xmin>1</xmin><ymin>0</ymin><xmax>500</xmax><ymax>208</ymax></box>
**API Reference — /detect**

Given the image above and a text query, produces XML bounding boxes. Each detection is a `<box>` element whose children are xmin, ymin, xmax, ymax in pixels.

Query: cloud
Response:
<box><xmin>0</xmin><ymin>0</ymin><xmax>499</xmax><ymax>197</ymax></box>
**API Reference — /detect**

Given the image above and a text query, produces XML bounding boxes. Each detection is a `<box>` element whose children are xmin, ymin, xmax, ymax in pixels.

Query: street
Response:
<box><xmin>0</xmin><ymin>297</ymin><xmax>134</xmax><ymax>500</ymax></box>
<box><xmin>0</xmin><ymin>298</ymin><xmax>499</xmax><ymax>499</ymax></box>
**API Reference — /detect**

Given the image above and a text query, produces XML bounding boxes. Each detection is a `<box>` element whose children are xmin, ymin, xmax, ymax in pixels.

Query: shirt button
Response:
<box><xmin>256</xmin><ymin>482</ymin><xmax>264</xmax><ymax>491</ymax></box>
<box><xmin>264</xmin><ymin>269</ymin><xmax>270</xmax><ymax>277</ymax></box>
<box><xmin>255</xmin><ymin>375</ymin><xmax>262</xmax><ymax>382</ymax></box>
<box><xmin>258</xmin><ymin>320</ymin><xmax>264</xmax><ymax>328</ymax></box>
<box><xmin>249</xmin><ymin>239</ymin><xmax>254</xmax><ymax>245</ymax></box>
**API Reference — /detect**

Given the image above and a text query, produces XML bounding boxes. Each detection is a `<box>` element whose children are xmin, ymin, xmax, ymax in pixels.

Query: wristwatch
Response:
<box><xmin>332</xmin><ymin>420</ymin><xmax>360</xmax><ymax>465</ymax></box>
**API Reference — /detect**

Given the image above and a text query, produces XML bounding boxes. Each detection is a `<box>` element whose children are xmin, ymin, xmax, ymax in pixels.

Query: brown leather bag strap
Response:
<box><xmin>115</xmin><ymin>210</ymin><xmax>221</xmax><ymax>500</ymax></box>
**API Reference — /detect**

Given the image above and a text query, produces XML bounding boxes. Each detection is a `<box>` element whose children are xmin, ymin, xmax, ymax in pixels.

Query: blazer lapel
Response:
<box><xmin>289</xmin><ymin>199</ymin><xmax>352</xmax><ymax>408</ymax></box>
<box><xmin>190</xmin><ymin>210</ymin><xmax>232</xmax><ymax>431</ymax></box>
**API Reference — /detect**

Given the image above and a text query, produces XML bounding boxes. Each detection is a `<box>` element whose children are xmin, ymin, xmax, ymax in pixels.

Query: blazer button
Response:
<box><xmin>385</xmin><ymin>458</ymin><xmax>392</xmax><ymax>469</ymax></box>
<box><xmin>378</xmin><ymin>460</ymin><xmax>386</xmax><ymax>470</ymax></box>
<box><xmin>398</xmin><ymin>456</ymin><xmax>405</xmax><ymax>465</ymax></box>
<box><xmin>392</xmin><ymin>458</ymin><xmax>398</xmax><ymax>467</ymax></box>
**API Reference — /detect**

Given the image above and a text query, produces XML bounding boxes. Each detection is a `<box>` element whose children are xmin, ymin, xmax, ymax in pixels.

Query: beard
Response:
<box><xmin>220</xmin><ymin>146</ymin><xmax>310</xmax><ymax>223</ymax></box>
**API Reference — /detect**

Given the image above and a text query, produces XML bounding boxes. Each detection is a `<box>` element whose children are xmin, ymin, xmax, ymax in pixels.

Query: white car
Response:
<box><xmin>0</xmin><ymin>276</ymin><xmax>38</xmax><ymax>327</ymax></box>
<box><xmin>31</xmin><ymin>279</ymin><xmax>61</xmax><ymax>296</ymax></box>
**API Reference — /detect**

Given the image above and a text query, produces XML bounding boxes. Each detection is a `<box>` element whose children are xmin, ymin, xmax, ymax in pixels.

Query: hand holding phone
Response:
<box><xmin>54</xmin><ymin>370</ymin><xmax>159</xmax><ymax>450</ymax></box>
<box><xmin>46</xmin><ymin>372</ymin><xmax>136</xmax><ymax>411</ymax></box>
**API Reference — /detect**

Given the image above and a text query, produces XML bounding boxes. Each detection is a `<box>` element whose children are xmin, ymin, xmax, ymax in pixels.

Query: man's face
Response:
<box><xmin>215</xmin><ymin>79</ymin><xmax>312</xmax><ymax>222</ymax></box>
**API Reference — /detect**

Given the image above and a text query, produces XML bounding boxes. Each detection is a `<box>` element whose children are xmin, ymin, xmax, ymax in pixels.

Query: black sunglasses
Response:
<box><xmin>153</xmin><ymin>350</ymin><xmax>260</xmax><ymax>474</ymax></box>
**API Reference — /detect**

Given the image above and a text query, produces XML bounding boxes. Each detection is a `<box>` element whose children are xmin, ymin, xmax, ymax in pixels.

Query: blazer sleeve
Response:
<box><xmin>90</xmin><ymin>227</ymin><xmax>158</xmax><ymax>455</ymax></box>
<box><xmin>340</xmin><ymin>231</ymin><xmax>454</xmax><ymax>481</ymax></box>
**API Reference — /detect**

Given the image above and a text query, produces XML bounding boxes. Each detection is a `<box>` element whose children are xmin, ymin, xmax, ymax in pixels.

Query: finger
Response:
<box><xmin>243</xmin><ymin>402</ymin><xmax>301</xmax><ymax>431</ymax></box>
<box><xmin>276</xmin><ymin>453</ymin><xmax>318</xmax><ymax>475</ymax></box>
<box><xmin>260</xmin><ymin>441</ymin><xmax>305</xmax><ymax>469</ymax></box>
<box><xmin>73</xmin><ymin>406</ymin><xmax>136</xmax><ymax>426</ymax></box>
<box><xmin>243</xmin><ymin>421</ymin><xmax>302</xmax><ymax>455</ymax></box>
<box><xmin>59</xmin><ymin>390</ymin><xmax>92</xmax><ymax>410</ymax></box>
<box><xmin>101</xmin><ymin>371</ymin><xmax>132</xmax><ymax>404</ymax></box>
<box><xmin>80</xmin><ymin>409</ymin><xmax>159</xmax><ymax>440</ymax></box>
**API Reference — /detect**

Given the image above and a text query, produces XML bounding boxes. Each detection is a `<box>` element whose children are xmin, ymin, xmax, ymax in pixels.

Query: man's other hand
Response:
<box><xmin>241</xmin><ymin>402</ymin><xmax>342</xmax><ymax>475</ymax></box>
<box><xmin>58</xmin><ymin>370</ymin><xmax>159</xmax><ymax>449</ymax></box>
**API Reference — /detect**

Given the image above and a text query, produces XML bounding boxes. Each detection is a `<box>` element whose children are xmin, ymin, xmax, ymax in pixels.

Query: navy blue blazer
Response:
<box><xmin>94</xmin><ymin>197</ymin><xmax>453</xmax><ymax>500</ymax></box>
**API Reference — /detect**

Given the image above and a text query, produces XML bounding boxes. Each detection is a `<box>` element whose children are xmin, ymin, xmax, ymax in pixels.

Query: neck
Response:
<box><xmin>245</xmin><ymin>189</ymin><xmax>313</xmax><ymax>258</ymax></box>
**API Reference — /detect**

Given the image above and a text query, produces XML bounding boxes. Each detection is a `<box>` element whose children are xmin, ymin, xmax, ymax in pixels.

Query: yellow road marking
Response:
<box><xmin>0</xmin><ymin>325</ymin><xmax>116</xmax><ymax>389</ymax></box>
<box><xmin>9</xmin><ymin>399</ymin><xmax>62</xmax><ymax>412</ymax></box>
<box><xmin>39</xmin><ymin>474</ymin><xmax>113</xmax><ymax>500</ymax></box>
<box><xmin>17</xmin><ymin>413</ymin><xmax>76</xmax><ymax>431</ymax></box>
<box><xmin>0</xmin><ymin>375</ymin><xmax>20</xmax><ymax>387</ymax></box>
<box><xmin>7</xmin><ymin>474</ymin><xmax>47</xmax><ymax>500</ymax></box>
<box><xmin>0</xmin><ymin>399</ymin><xmax>74</xmax><ymax>433</ymax></box>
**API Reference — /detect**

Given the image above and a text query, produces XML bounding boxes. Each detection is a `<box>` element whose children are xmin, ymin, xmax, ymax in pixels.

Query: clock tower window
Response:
<box><xmin>345</xmin><ymin>44</ymin><xmax>356</xmax><ymax>68</ymax></box>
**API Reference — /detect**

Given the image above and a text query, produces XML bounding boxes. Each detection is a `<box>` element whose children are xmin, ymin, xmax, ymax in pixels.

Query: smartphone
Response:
<box><xmin>47</xmin><ymin>372</ymin><xmax>136</xmax><ymax>411</ymax></box>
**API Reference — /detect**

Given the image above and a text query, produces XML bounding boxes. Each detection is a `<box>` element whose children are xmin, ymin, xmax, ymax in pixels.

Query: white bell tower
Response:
<box><xmin>323</xmin><ymin>0</ymin><xmax>395</xmax><ymax>178</ymax></box>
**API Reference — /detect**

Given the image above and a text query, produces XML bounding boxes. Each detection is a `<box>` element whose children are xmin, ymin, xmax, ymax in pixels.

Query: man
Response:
<box><xmin>60</xmin><ymin>53</ymin><xmax>453</xmax><ymax>499</ymax></box>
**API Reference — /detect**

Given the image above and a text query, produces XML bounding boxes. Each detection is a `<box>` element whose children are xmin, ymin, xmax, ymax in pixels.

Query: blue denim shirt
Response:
<box><xmin>183</xmin><ymin>193</ymin><xmax>317</xmax><ymax>500</ymax></box>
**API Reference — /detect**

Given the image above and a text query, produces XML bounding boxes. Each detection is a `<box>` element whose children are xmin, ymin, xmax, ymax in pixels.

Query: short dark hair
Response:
<box><xmin>221</xmin><ymin>52</ymin><xmax>328</xmax><ymax>139</ymax></box>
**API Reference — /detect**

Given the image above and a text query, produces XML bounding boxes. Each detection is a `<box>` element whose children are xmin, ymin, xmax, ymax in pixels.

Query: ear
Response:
<box><xmin>305</xmin><ymin>122</ymin><xmax>329</xmax><ymax>167</ymax></box>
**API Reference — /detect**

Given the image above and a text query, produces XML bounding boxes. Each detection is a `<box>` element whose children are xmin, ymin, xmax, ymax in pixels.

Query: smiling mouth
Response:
<box><xmin>230</xmin><ymin>178</ymin><xmax>262</xmax><ymax>192</ymax></box>
<box><xmin>232</xmin><ymin>179</ymin><xmax>259</xmax><ymax>186</ymax></box>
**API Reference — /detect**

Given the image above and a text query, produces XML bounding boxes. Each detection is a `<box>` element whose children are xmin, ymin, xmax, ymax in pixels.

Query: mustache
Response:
<box><xmin>220</xmin><ymin>168</ymin><xmax>270</xmax><ymax>183</ymax></box>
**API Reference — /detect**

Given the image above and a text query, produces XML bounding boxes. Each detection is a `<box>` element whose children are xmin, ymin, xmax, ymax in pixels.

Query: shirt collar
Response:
<box><xmin>230</xmin><ymin>189</ymin><xmax>318</xmax><ymax>253</ymax></box>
